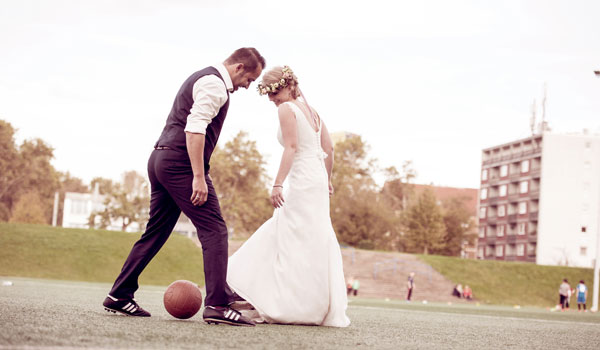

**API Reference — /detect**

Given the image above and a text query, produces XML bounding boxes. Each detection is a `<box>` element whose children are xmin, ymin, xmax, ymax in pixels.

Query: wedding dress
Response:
<box><xmin>227</xmin><ymin>101</ymin><xmax>350</xmax><ymax>327</ymax></box>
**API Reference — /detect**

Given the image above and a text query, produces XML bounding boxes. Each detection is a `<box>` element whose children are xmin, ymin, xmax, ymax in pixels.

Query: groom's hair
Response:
<box><xmin>225</xmin><ymin>47</ymin><xmax>266</xmax><ymax>72</ymax></box>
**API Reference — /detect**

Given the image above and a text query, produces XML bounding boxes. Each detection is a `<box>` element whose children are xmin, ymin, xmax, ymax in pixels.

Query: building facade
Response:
<box><xmin>478</xmin><ymin>132</ymin><xmax>600</xmax><ymax>267</ymax></box>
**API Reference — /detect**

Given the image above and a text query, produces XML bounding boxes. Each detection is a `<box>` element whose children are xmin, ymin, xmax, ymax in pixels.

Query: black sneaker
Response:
<box><xmin>203</xmin><ymin>306</ymin><xmax>255</xmax><ymax>327</ymax></box>
<box><xmin>229</xmin><ymin>293</ymin><xmax>254</xmax><ymax>311</ymax></box>
<box><xmin>103</xmin><ymin>295</ymin><xmax>151</xmax><ymax>317</ymax></box>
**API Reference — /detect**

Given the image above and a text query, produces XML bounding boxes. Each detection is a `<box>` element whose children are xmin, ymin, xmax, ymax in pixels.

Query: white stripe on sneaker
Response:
<box><xmin>234</xmin><ymin>314</ymin><xmax>240</xmax><ymax>321</ymax></box>
<box><xmin>225</xmin><ymin>310</ymin><xmax>232</xmax><ymax>318</ymax></box>
<box><xmin>107</xmin><ymin>295</ymin><xmax>118</xmax><ymax>301</ymax></box>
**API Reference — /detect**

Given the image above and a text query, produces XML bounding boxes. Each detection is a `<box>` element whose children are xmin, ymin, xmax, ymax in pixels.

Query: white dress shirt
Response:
<box><xmin>184</xmin><ymin>64</ymin><xmax>234</xmax><ymax>134</ymax></box>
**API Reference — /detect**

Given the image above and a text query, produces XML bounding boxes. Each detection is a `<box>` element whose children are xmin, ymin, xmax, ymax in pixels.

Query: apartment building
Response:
<box><xmin>478</xmin><ymin>132</ymin><xmax>600</xmax><ymax>267</ymax></box>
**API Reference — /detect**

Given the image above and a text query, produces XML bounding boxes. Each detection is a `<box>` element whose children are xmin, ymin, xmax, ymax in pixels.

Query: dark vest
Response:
<box><xmin>154</xmin><ymin>66</ymin><xmax>230</xmax><ymax>172</ymax></box>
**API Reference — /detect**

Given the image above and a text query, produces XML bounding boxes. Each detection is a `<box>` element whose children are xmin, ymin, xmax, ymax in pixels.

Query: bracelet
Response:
<box><xmin>273</xmin><ymin>185</ymin><xmax>283</xmax><ymax>188</ymax></box>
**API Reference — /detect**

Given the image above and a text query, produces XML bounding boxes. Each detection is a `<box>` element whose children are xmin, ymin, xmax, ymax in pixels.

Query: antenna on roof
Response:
<box><xmin>540</xmin><ymin>82</ymin><xmax>547</xmax><ymax>133</ymax></box>
<box><xmin>530</xmin><ymin>99</ymin><xmax>536</xmax><ymax>136</ymax></box>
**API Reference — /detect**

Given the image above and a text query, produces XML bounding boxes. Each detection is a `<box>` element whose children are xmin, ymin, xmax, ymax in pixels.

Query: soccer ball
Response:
<box><xmin>163</xmin><ymin>280</ymin><xmax>203</xmax><ymax>319</ymax></box>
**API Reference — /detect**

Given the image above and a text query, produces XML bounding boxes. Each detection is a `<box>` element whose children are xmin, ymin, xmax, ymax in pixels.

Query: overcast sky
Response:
<box><xmin>1</xmin><ymin>0</ymin><xmax>599</xmax><ymax>189</ymax></box>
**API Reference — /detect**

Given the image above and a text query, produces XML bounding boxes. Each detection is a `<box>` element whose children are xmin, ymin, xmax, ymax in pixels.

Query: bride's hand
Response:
<box><xmin>328</xmin><ymin>182</ymin><xmax>334</xmax><ymax>196</ymax></box>
<box><xmin>271</xmin><ymin>186</ymin><xmax>285</xmax><ymax>208</ymax></box>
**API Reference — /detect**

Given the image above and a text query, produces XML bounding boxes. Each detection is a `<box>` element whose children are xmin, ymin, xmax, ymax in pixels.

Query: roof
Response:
<box><xmin>411</xmin><ymin>184</ymin><xmax>478</xmax><ymax>216</ymax></box>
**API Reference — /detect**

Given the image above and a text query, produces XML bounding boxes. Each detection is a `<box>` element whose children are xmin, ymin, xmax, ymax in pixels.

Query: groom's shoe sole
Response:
<box><xmin>204</xmin><ymin>318</ymin><xmax>255</xmax><ymax>327</ymax></box>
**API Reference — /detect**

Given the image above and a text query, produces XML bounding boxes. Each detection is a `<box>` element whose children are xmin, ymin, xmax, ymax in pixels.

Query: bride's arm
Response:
<box><xmin>320</xmin><ymin>121</ymin><xmax>334</xmax><ymax>193</ymax></box>
<box><xmin>271</xmin><ymin>104</ymin><xmax>297</xmax><ymax>208</ymax></box>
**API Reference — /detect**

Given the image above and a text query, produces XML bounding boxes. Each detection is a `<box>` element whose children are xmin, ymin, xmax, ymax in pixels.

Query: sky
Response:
<box><xmin>1</xmin><ymin>0</ymin><xmax>599</xmax><ymax>189</ymax></box>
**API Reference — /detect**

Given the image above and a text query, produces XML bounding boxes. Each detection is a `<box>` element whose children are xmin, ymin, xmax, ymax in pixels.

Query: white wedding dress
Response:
<box><xmin>227</xmin><ymin>101</ymin><xmax>350</xmax><ymax>327</ymax></box>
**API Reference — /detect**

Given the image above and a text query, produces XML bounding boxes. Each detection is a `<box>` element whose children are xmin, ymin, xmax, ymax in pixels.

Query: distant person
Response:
<box><xmin>463</xmin><ymin>285</ymin><xmax>473</xmax><ymax>300</ymax></box>
<box><xmin>576</xmin><ymin>280</ymin><xmax>588</xmax><ymax>312</ymax></box>
<box><xmin>452</xmin><ymin>284</ymin><xmax>463</xmax><ymax>298</ymax></box>
<box><xmin>352</xmin><ymin>279</ymin><xmax>360</xmax><ymax>296</ymax></box>
<box><xmin>558</xmin><ymin>278</ymin><xmax>570</xmax><ymax>311</ymax></box>
<box><xmin>406</xmin><ymin>272</ymin><xmax>415</xmax><ymax>301</ymax></box>
<box><xmin>346</xmin><ymin>276</ymin><xmax>355</xmax><ymax>296</ymax></box>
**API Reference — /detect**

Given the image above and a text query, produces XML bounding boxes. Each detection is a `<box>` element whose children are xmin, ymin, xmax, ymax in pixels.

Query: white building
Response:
<box><xmin>478</xmin><ymin>131</ymin><xmax>600</xmax><ymax>267</ymax></box>
<box><xmin>63</xmin><ymin>184</ymin><xmax>195</xmax><ymax>235</ymax></box>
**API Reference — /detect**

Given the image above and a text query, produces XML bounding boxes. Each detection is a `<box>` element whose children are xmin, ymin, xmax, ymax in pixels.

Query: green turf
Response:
<box><xmin>1</xmin><ymin>277</ymin><xmax>599</xmax><ymax>349</ymax></box>
<box><xmin>0</xmin><ymin>223</ymin><xmax>204</xmax><ymax>287</ymax></box>
<box><xmin>419</xmin><ymin>254</ymin><xmax>596</xmax><ymax>307</ymax></box>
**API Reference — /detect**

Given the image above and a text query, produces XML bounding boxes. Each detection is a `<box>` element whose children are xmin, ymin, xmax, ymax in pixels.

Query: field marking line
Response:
<box><xmin>351</xmin><ymin>305</ymin><xmax>600</xmax><ymax>327</ymax></box>
<box><xmin>1</xmin><ymin>279</ymin><xmax>165</xmax><ymax>294</ymax></box>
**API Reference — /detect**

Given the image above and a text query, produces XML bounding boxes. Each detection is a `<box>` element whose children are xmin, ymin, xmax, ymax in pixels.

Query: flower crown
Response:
<box><xmin>257</xmin><ymin>66</ymin><xmax>297</xmax><ymax>95</ymax></box>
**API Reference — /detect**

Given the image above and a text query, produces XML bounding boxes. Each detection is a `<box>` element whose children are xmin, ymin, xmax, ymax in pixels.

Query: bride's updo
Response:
<box><xmin>257</xmin><ymin>66</ymin><xmax>300</xmax><ymax>98</ymax></box>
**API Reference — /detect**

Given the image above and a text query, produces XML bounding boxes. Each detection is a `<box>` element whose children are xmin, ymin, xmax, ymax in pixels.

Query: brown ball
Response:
<box><xmin>163</xmin><ymin>280</ymin><xmax>203</xmax><ymax>319</ymax></box>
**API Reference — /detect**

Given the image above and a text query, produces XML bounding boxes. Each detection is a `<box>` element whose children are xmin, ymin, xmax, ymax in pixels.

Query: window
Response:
<box><xmin>500</xmin><ymin>164</ymin><xmax>508</xmax><ymax>177</ymax></box>
<box><xmin>498</xmin><ymin>205</ymin><xmax>506</xmax><ymax>217</ymax></box>
<box><xmin>70</xmin><ymin>200</ymin><xmax>87</xmax><ymax>215</ymax></box>
<box><xmin>479</xmin><ymin>227</ymin><xmax>486</xmax><ymax>238</ymax></box>
<box><xmin>480</xmin><ymin>207</ymin><xmax>487</xmax><ymax>219</ymax></box>
<box><xmin>497</xmin><ymin>225</ymin><xmax>505</xmax><ymax>237</ymax></box>
<box><xmin>481</xmin><ymin>169</ymin><xmax>488</xmax><ymax>181</ymax></box>
<box><xmin>519</xmin><ymin>181</ymin><xmax>529</xmax><ymax>194</ymax></box>
<box><xmin>521</xmin><ymin>160</ymin><xmax>530</xmax><ymax>173</ymax></box>
<box><xmin>480</xmin><ymin>188</ymin><xmax>488</xmax><ymax>200</ymax></box>
<box><xmin>580</xmin><ymin>247</ymin><xmax>587</xmax><ymax>256</ymax></box>
<box><xmin>518</xmin><ymin>202</ymin><xmax>527</xmax><ymax>214</ymax></box>
<box><xmin>496</xmin><ymin>245</ymin><xmax>504</xmax><ymax>257</ymax></box>
<box><xmin>499</xmin><ymin>185</ymin><xmax>507</xmax><ymax>197</ymax></box>
<box><xmin>582</xmin><ymin>226</ymin><xmax>587</xmax><ymax>233</ymax></box>
<box><xmin>478</xmin><ymin>247</ymin><xmax>484</xmax><ymax>259</ymax></box>
<box><xmin>518</xmin><ymin>223</ymin><xmax>527</xmax><ymax>235</ymax></box>
<box><xmin>517</xmin><ymin>244</ymin><xmax>525</xmax><ymax>256</ymax></box>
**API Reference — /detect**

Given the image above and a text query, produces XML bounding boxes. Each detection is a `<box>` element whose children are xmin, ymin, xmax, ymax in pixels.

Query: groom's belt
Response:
<box><xmin>154</xmin><ymin>146</ymin><xmax>171</xmax><ymax>150</ymax></box>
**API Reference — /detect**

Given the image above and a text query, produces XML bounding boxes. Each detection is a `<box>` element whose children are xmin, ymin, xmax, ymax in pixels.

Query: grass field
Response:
<box><xmin>420</xmin><ymin>254</ymin><xmax>596</xmax><ymax>307</ymax></box>
<box><xmin>1</xmin><ymin>277</ymin><xmax>599</xmax><ymax>350</ymax></box>
<box><xmin>0</xmin><ymin>223</ymin><xmax>204</xmax><ymax>286</ymax></box>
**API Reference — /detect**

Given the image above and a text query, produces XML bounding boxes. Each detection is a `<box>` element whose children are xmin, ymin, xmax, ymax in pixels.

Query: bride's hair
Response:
<box><xmin>260</xmin><ymin>66</ymin><xmax>300</xmax><ymax>98</ymax></box>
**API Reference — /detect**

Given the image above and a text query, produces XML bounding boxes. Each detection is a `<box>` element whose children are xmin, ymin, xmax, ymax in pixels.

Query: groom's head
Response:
<box><xmin>224</xmin><ymin>48</ymin><xmax>265</xmax><ymax>93</ymax></box>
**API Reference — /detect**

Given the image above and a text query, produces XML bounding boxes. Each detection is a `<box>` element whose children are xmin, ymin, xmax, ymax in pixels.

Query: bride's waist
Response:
<box><xmin>293</xmin><ymin>151</ymin><xmax>327</xmax><ymax>160</ymax></box>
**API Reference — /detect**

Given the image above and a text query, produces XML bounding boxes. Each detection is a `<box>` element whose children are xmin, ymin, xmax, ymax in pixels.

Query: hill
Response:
<box><xmin>0</xmin><ymin>223</ymin><xmax>204</xmax><ymax>286</ymax></box>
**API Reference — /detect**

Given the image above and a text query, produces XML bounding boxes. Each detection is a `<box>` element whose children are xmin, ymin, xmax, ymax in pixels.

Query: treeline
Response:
<box><xmin>0</xmin><ymin>119</ymin><xmax>474</xmax><ymax>256</ymax></box>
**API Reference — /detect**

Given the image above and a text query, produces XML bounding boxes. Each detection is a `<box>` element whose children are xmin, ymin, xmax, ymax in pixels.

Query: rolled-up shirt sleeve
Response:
<box><xmin>184</xmin><ymin>75</ymin><xmax>228</xmax><ymax>134</ymax></box>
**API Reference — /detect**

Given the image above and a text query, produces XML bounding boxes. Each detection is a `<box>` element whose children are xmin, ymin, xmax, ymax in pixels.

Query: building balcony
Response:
<box><xmin>485</xmin><ymin>236</ymin><xmax>496</xmax><ymax>244</ymax></box>
<box><xmin>482</xmin><ymin>148</ymin><xmax>542</xmax><ymax>166</ymax></box>
<box><xmin>488</xmin><ymin>197</ymin><xmax>499</xmax><ymax>205</ymax></box>
<box><xmin>529</xmin><ymin>212</ymin><xmax>539</xmax><ymax>221</ymax></box>
<box><xmin>506</xmin><ymin>235</ymin><xmax>517</xmax><ymax>244</ymax></box>
<box><xmin>486</xmin><ymin>217</ymin><xmax>497</xmax><ymax>224</ymax></box>
<box><xmin>505</xmin><ymin>255</ymin><xmax>517</xmax><ymax>262</ymax></box>
<box><xmin>529</xmin><ymin>190</ymin><xmax>540</xmax><ymax>199</ymax></box>
<box><xmin>530</xmin><ymin>168</ymin><xmax>541</xmax><ymax>178</ymax></box>
<box><xmin>508</xmin><ymin>194</ymin><xmax>520</xmax><ymax>202</ymax></box>
<box><xmin>507</xmin><ymin>214</ymin><xmax>517</xmax><ymax>223</ymax></box>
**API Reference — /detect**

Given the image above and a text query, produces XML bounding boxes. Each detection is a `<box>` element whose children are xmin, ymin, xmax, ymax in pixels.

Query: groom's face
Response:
<box><xmin>231</xmin><ymin>65</ymin><xmax>262</xmax><ymax>92</ymax></box>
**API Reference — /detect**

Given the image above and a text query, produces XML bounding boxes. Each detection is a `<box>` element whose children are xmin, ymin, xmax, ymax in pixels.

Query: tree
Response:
<box><xmin>330</xmin><ymin>135</ymin><xmax>398</xmax><ymax>250</ymax></box>
<box><xmin>436</xmin><ymin>196</ymin><xmax>474</xmax><ymax>256</ymax></box>
<box><xmin>9</xmin><ymin>191</ymin><xmax>46</xmax><ymax>224</ymax></box>
<box><xmin>0</xmin><ymin>120</ymin><xmax>60</xmax><ymax>223</ymax></box>
<box><xmin>403</xmin><ymin>188</ymin><xmax>446</xmax><ymax>254</ymax></box>
<box><xmin>89</xmin><ymin>172</ymin><xmax>150</xmax><ymax>231</ymax></box>
<box><xmin>210</xmin><ymin>131</ymin><xmax>272</xmax><ymax>236</ymax></box>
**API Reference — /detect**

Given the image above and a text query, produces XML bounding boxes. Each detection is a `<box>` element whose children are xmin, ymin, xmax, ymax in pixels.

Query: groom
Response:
<box><xmin>102</xmin><ymin>47</ymin><xmax>265</xmax><ymax>327</ymax></box>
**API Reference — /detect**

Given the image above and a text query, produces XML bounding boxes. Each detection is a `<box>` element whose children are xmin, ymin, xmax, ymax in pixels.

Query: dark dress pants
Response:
<box><xmin>109</xmin><ymin>149</ymin><xmax>234</xmax><ymax>307</ymax></box>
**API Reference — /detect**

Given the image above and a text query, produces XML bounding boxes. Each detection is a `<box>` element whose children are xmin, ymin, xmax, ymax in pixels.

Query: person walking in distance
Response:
<box><xmin>558</xmin><ymin>278</ymin><xmax>570</xmax><ymax>311</ymax></box>
<box><xmin>406</xmin><ymin>272</ymin><xmax>415</xmax><ymax>301</ymax></box>
<box><xmin>102</xmin><ymin>48</ymin><xmax>265</xmax><ymax>327</ymax></box>
<box><xmin>576</xmin><ymin>280</ymin><xmax>588</xmax><ymax>312</ymax></box>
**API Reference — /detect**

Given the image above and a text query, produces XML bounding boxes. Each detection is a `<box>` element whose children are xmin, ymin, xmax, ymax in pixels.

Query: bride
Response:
<box><xmin>226</xmin><ymin>66</ymin><xmax>350</xmax><ymax>327</ymax></box>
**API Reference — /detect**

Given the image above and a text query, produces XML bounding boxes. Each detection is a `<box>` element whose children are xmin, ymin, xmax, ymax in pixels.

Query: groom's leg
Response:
<box><xmin>161</xmin><ymin>172</ymin><xmax>232</xmax><ymax>307</ymax></box>
<box><xmin>109</xmin><ymin>151</ymin><xmax>182</xmax><ymax>299</ymax></box>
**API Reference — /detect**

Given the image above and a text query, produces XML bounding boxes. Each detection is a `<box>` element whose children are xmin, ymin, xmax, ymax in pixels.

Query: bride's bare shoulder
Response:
<box><xmin>277</xmin><ymin>102</ymin><xmax>295</xmax><ymax>118</ymax></box>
